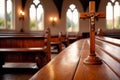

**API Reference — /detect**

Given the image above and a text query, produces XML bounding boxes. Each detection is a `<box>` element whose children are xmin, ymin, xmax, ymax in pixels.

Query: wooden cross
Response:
<box><xmin>80</xmin><ymin>1</ymin><xmax>105</xmax><ymax>65</ymax></box>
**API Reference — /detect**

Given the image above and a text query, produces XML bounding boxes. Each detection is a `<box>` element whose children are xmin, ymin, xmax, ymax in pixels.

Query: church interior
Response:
<box><xmin>0</xmin><ymin>0</ymin><xmax>120</xmax><ymax>80</ymax></box>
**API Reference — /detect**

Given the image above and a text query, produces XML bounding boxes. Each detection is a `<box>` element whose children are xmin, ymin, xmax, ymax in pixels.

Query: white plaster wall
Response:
<box><xmin>14</xmin><ymin>0</ymin><xmax>23</xmax><ymax>32</ymax></box>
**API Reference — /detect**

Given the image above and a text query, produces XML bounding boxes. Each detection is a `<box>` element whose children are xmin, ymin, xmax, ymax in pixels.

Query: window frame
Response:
<box><xmin>66</xmin><ymin>4</ymin><xmax>79</xmax><ymax>32</ymax></box>
<box><xmin>106</xmin><ymin>0</ymin><xmax>120</xmax><ymax>29</ymax></box>
<box><xmin>0</xmin><ymin>0</ymin><xmax>14</xmax><ymax>30</ymax></box>
<box><xmin>29</xmin><ymin>0</ymin><xmax>44</xmax><ymax>31</ymax></box>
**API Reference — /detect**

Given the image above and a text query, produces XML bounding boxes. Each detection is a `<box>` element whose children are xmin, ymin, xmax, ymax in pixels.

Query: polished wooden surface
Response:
<box><xmin>30</xmin><ymin>39</ymin><xmax>85</xmax><ymax>80</ymax></box>
<box><xmin>96</xmin><ymin>36</ymin><xmax>120</xmax><ymax>46</ymax></box>
<box><xmin>74</xmin><ymin>40</ymin><xmax>120</xmax><ymax>80</ymax></box>
<box><xmin>95</xmin><ymin>37</ymin><xmax>120</xmax><ymax>78</ymax></box>
<box><xmin>30</xmin><ymin>38</ymin><xmax>120</xmax><ymax>80</ymax></box>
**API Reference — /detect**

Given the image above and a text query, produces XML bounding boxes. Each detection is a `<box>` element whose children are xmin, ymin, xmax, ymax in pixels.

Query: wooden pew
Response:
<box><xmin>29</xmin><ymin>39</ymin><xmax>85</xmax><ymax>80</ymax></box>
<box><xmin>96</xmin><ymin>36</ymin><xmax>120</xmax><ymax>46</ymax></box>
<box><xmin>73</xmin><ymin>37</ymin><xmax>120</xmax><ymax>80</ymax></box>
<box><xmin>0</xmin><ymin>28</ymin><xmax>51</xmax><ymax>69</ymax></box>
<box><xmin>29</xmin><ymin>36</ymin><xmax>120</xmax><ymax>80</ymax></box>
<box><xmin>0</xmin><ymin>31</ymin><xmax>45</xmax><ymax>36</ymax></box>
<box><xmin>50</xmin><ymin>32</ymin><xmax>69</xmax><ymax>53</ymax></box>
<box><xmin>95</xmin><ymin>36</ymin><xmax>120</xmax><ymax>78</ymax></box>
<box><xmin>60</xmin><ymin>32</ymin><xmax>69</xmax><ymax>47</ymax></box>
<box><xmin>103</xmin><ymin>30</ymin><xmax>120</xmax><ymax>39</ymax></box>
<box><xmin>66</xmin><ymin>32</ymin><xmax>79</xmax><ymax>44</ymax></box>
<box><xmin>82</xmin><ymin>32</ymin><xmax>90</xmax><ymax>38</ymax></box>
<box><xmin>50</xmin><ymin>32</ymin><xmax>63</xmax><ymax>53</ymax></box>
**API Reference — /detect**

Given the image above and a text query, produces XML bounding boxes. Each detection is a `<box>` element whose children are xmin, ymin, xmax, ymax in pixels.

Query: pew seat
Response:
<box><xmin>30</xmin><ymin>37</ymin><xmax>120</xmax><ymax>80</ymax></box>
<box><xmin>0</xmin><ymin>47</ymin><xmax>46</xmax><ymax>69</ymax></box>
<box><xmin>0</xmin><ymin>48</ymin><xmax>46</xmax><ymax>53</ymax></box>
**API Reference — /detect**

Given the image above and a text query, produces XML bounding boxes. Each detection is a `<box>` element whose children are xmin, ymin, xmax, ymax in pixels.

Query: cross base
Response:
<box><xmin>84</xmin><ymin>55</ymin><xmax>102</xmax><ymax>65</ymax></box>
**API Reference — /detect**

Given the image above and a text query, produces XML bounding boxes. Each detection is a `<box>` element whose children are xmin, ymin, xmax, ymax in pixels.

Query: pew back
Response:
<box><xmin>50</xmin><ymin>33</ymin><xmax>62</xmax><ymax>53</ymax></box>
<box><xmin>0</xmin><ymin>36</ymin><xmax>45</xmax><ymax>48</ymax></box>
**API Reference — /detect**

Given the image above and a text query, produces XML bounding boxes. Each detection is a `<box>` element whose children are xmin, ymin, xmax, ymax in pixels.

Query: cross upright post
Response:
<box><xmin>80</xmin><ymin>1</ymin><xmax>105</xmax><ymax>65</ymax></box>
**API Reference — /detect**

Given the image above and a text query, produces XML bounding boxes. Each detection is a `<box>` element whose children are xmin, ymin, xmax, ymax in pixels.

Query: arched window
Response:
<box><xmin>29</xmin><ymin>0</ymin><xmax>44</xmax><ymax>31</ymax></box>
<box><xmin>0</xmin><ymin>0</ymin><xmax>13</xmax><ymax>30</ymax></box>
<box><xmin>66</xmin><ymin>4</ymin><xmax>79</xmax><ymax>32</ymax></box>
<box><xmin>106</xmin><ymin>0</ymin><xmax>120</xmax><ymax>29</ymax></box>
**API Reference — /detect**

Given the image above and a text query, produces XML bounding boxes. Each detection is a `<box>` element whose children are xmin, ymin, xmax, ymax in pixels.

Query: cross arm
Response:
<box><xmin>80</xmin><ymin>12</ymin><xmax>105</xmax><ymax>19</ymax></box>
<box><xmin>96</xmin><ymin>12</ymin><xmax>106</xmax><ymax>18</ymax></box>
<box><xmin>80</xmin><ymin>12</ymin><xmax>90</xmax><ymax>19</ymax></box>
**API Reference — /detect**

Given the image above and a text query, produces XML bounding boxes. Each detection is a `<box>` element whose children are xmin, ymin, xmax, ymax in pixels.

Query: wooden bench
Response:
<box><xmin>103</xmin><ymin>30</ymin><xmax>120</xmax><ymax>39</ymax></box>
<box><xmin>60</xmin><ymin>32</ymin><xmax>69</xmax><ymax>47</ymax></box>
<box><xmin>51</xmin><ymin>32</ymin><xmax>63</xmax><ymax>53</ymax></box>
<box><xmin>66</xmin><ymin>32</ymin><xmax>79</xmax><ymax>44</ymax></box>
<box><xmin>73</xmin><ymin>37</ymin><xmax>120</xmax><ymax>80</ymax></box>
<box><xmin>95</xmin><ymin>36</ymin><xmax>120</xmax><ymax>78</ymax></box>
<box><xmin>0</xmin><ymin>28</ymin><xmax>51</xmax><ymax>69</ymax></box>
<box><xmin>29</xmin><ymin>36</ymin><xmax>120</xmax><ymax>80</ymax></box>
